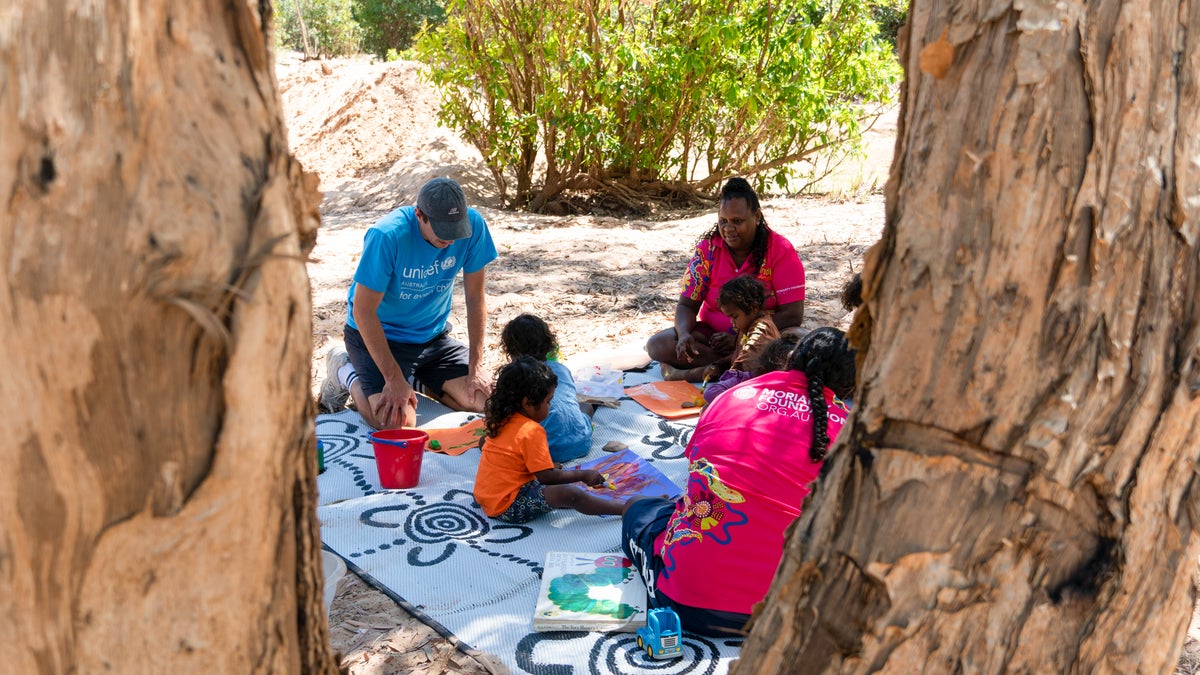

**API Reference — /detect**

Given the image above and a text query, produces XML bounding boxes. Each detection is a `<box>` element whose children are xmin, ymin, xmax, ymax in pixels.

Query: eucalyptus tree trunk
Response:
<box><xmin>0</xmin><ymin>1</ymin><xmax>330</xmax><ymax>672</ymax></box>
<box><xmin>295</xmin><ymin>0</ymin><xmax>315</xmax><ymax>60</ymax></box>
<box><xmin>737</xmin><ymin>0</ymin><xmax>1200</xmax><ymax>672</ymax></box>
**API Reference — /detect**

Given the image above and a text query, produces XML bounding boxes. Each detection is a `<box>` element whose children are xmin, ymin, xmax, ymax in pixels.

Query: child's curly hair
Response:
<box><xmin>787</xmin><ymin>327</ymin><xmax>856</xmax><ymax>463</ymax></box>
<box><xmin>753</xmin><ymin>333</ymin><xmax>802</xmax><ymax>375</ymax></box>
<box><xmin>500</xmin><ymin>313</ymin><xmax>559</xmax><ymax>361</ymax></box>
<box><xmin>718</xmin><ymin>274</ymin><xmax>766</xmax><ymax>316</ymax></box>
<box><xmin>841</xmin><ymin>273</ymin><xmax>863</xmax><ymax>311</ymax></box>
<box><xmin>485</xmin><ymin>355</ymin><xmax>558</xmax><ymax>438</ymax></box>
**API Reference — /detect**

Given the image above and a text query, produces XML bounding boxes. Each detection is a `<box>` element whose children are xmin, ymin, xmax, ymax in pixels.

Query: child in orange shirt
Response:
<box><xmin>473</xmin><ymin>356</ymin><xmax>625</xmax><ymax>523</ymax></box>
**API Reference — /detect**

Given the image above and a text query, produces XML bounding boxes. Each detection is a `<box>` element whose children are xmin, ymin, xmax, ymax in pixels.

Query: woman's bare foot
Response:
<box><xmin>661</xmin><ymin>363</ymin><xmax>707</xmax><ymax>382</ymax></box>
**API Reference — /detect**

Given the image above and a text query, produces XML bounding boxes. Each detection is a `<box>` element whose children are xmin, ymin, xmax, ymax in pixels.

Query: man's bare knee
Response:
<box><xmin>439</xmin><ymin>377</ymin><xmax>485</xmax><ymax>412</ymax></box>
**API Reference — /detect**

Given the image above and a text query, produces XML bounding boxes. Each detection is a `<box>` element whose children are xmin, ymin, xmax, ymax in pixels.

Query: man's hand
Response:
<box><xmin>373</xmin><ymin>378</ymin><xmax>419</xmax><ymax>428</ymax></box>
<box><xmin>464</xmin><ymin>370</ymin><xmax>491</xmax><ymax>410</ymax></box>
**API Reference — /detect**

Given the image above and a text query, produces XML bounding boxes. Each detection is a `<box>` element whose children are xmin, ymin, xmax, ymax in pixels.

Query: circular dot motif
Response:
<box><xmin>404</xmin><ymin>502</ymin><xmax>490</xmax><ymax>544</ymax></box>
<box><xmin>588</xmin><ymin>632</ymin><xmax>719</xmax><ymax>675</ymax></box>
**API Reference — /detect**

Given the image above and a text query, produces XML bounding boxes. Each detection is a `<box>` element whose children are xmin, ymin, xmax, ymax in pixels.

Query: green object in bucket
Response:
<box><xmin>317</xmin><ymin>438</ymin><xmax>326</xmax><ymax>474</ymax></box>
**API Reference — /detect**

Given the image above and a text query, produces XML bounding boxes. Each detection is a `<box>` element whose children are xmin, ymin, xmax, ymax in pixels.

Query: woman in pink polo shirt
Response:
<box><xmin>646</xmin><ymin>176</ymin><xmax>807</xmax><ymax>382</ymax></box>
<box><xmin>621</xmin><ymin>328</ymin><xmax>855</xmax><ymax>636</ymax></box>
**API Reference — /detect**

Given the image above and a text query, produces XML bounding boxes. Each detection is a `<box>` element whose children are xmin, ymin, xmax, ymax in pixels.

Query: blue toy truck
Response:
<box><xmin>636</xmin><ymin>607</ymin><xmax>683</xmax><ymax>660</ymax></box>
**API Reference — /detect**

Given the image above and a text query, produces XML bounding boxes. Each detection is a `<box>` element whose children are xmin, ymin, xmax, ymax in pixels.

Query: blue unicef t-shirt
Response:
<box><xmin>542</xmin><ymin>360</ymin><xmax>592</xmax><ymax>463</ymax></box>
<box><xmin>347</xmin><ymin>206</ymin><xmax>498</xmax><ymax>343</ymax></box>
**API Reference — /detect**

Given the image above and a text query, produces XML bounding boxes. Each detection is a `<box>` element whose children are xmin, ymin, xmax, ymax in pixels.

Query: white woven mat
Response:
<box><xmin>316</xmin><ymin>366</ymin><xmax>743</xmax><ymax>675</ymax></box>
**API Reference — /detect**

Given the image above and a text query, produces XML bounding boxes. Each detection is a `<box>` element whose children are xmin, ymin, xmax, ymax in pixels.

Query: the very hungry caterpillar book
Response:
<box><xmin>532</xmin><ymin>552</ymin><xmax>648</xmax><ymax>632</ymax></box>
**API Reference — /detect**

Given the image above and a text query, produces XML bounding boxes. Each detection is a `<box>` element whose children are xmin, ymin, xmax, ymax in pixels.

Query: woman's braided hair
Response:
<box><xmin>698</xmin><ymin>177</ymin><xmax>771</xmax><ymax>274</ymax></box>
<box><xmin>787</xmin><ymin>327</ymin><xmax>856</xmax><ymax>463</ymax></box>
<box><xmin>484</xmin><ymin>356</ymin><xmax>558</xmax><ymax>438</ymax></box>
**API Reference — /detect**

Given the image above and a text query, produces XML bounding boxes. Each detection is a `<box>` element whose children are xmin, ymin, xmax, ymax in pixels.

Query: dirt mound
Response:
<box><xmin>277</xmin><ymin>53</ymin><xmax>498</xmax><ymax>212</ymax></box>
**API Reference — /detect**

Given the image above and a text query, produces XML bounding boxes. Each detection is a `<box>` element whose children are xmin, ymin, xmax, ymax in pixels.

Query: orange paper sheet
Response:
<box><xmin>624</xmin><ymin>380</ymin><xmax>704</xmax><ymax>419</ymax></box>
<box><xmin>424</xmin><ymin>418</ymin><xmax>486</xmax><ymax>456</ymax></box>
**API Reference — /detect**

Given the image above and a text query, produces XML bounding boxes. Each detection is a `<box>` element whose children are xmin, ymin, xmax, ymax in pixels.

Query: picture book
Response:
<box><xmin>574</xmin><ymin>448</ymin><xmax>682</xmax><ymax>501</ymax></box>
<box><xmin>533</xmin><ymin>552</ymin><xmax>648</xmax><ymax>632</ymax></box>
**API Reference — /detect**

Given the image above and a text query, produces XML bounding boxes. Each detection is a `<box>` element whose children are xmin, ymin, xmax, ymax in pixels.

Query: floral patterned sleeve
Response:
<box><xmin>680</xmin><ymin>238</ymin><xmax>715</xmax><ymax>302</ymax></box>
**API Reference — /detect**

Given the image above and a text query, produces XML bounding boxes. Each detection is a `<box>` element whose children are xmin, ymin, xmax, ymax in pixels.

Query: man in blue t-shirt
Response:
<box><xmin>321</xmin><ymin>177</ymin><xmax>498</xmax><ymax>429</ymax></box>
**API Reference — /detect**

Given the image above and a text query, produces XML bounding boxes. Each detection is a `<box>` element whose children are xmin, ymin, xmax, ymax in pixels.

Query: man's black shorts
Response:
<box><xmin>343</xmin><ymin>324</ymin><xmax>469</xmax><ymax>398</ymax></box>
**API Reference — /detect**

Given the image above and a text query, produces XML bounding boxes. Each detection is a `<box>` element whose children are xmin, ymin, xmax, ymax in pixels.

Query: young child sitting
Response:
<box><xmin>500</xmin><ymin>314</ymin><xmax>591</xmax><ymax>463</ymax></box>
<box><xmin>702</xmin><ymin>333</ymin><xmax>800</xmax><ymax>403</ymax></box>
<box><xmin>700</xmin><ymin>275</ymin><xmax>781</xmax><ymax>403</ymax></box>
<box><xmin>473</xmin><ymin>356</ymin><xmax>625</xmax><ymax>523</ymax></box>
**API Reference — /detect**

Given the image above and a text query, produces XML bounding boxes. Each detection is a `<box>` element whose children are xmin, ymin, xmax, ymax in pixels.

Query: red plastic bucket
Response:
<box><xmin>369</xmin><ymin>428</ymin><xmax>429</xmax><ymax>489</ymax></box>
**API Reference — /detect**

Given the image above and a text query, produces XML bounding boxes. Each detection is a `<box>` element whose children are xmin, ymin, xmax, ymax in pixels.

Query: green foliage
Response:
<box><xmin>276</xmin><ymin>0</ymin><xmax>359</xmax><ymax>58</ymax></box>
<box><xmin>870</xmin><ymin>0</ymin><xmax>908</xmax><ymax>46</ymax></box>
<box><xmin>416</xmin><ymin>0</ymin><xmax>901</xmax><ymax>210</ymax></box>
<box><xmin>353</xmin><ymin>0</ymin><xmax>446</xmax><ymax>59</ymax></box>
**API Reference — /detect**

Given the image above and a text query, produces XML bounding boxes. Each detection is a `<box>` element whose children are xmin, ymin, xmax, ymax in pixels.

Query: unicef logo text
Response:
<box><xmin>441</xmin><ymin>256</ymin><xmax>456</xmax><ymax>270</ymax></box>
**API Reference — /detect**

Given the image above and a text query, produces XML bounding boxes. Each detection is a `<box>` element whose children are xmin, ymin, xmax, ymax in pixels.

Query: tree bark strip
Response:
<box><xmin>737</xmin><ymin>0</ymin><xmax>1200</xmax><ymax>672</ymax></box>
<box><xmin>1</xmin><ymin>1</ymin><xmax>328</xmax><ymax>671</ymax></box>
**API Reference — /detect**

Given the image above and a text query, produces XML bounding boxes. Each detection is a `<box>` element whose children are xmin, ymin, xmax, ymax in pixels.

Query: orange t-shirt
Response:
<box><xmin>473</xmin><ymin>413</ymin><xmax>556</xmax><ymax>517</ymax></box>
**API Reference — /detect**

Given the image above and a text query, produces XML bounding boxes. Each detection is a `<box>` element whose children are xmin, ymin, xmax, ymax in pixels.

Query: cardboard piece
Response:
<box><xmin>423</xmin><ymin>417</ymin><xmax>486</xmax><ymax>456</ymax></box>
<box><xmin>625</xmin><ymin>380</ymin><xmax>705</xmax><ymax>419</ymax></box>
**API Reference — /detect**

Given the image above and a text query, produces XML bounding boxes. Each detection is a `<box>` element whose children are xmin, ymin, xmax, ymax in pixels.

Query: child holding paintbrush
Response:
<box><xmin>473</xmin><ymin>357</ymin><xmax>624</xmax><ymax>524</ymax></box>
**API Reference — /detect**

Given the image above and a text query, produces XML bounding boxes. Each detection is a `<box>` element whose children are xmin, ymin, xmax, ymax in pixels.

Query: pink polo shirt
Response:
<box><xmin>679</xmin><ymin>229</ymin><xmax>806</xmax><ymax>333</ymax></box>
<box><xmin>652</xmin><ymin>370</ymin><xmax>849</xmax><ymax>615</ymax></box>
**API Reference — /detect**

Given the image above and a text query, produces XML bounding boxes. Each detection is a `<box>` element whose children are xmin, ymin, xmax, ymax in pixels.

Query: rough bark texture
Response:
<box><xmin>737</xmin><ymin>0</ymin><xmax>1200</xmax><ymax>672</ymax></box>
<box><xmin>1</xmin><ymin>1</ymin><xmax>328</xmax><ymax>672</ymax></box>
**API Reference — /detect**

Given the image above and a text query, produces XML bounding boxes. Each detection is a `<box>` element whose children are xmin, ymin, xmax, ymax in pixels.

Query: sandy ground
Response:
<box><xmin>278</xmin><ymin>51</ymin><xmax>1199</xmax><ymax>674</ymax></box>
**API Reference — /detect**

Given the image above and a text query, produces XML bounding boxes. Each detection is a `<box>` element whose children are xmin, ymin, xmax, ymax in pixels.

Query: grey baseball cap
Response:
<box><xmin>417</xmin><ymin>177</ymin><xmax>472</xmax><ymax>240</ymax></box>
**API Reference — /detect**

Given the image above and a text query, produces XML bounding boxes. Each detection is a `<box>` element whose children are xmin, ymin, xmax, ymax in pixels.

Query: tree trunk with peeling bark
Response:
<box><xmin>1</xmin><ymin>1</ymin><xmax>329</xmax><ymax>672</ymax></box>
<box><xmin>737</xmin><ymin>0</ymin><xmax>1200</xmax><ymax>672</ymax></box>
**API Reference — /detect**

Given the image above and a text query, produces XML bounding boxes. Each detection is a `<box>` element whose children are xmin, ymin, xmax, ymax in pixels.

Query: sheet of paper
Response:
<box><xmin>573</xmin><ymin>448</ymin><xmax>681</xmax><ymax>501</ymax></box>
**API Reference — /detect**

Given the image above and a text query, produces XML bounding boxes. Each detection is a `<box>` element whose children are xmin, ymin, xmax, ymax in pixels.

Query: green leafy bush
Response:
<box><xmin>276</xmin><ymin>0</ymin><xmax>359</xmax><ymax>58</ymax></box>
<box><xmin>416</xmin><ymin>0</ymin><xmax>901</xmax><ymax>210</ymax></box>
<box><xmin>353</xmin><ymin>0</ymin><xmax>446</xmax><ymax>59</ymax></box>
<box><xmin>870</xmin><ymin>0</ymin><xmax>908</xmax><ymax>46</ymax></box>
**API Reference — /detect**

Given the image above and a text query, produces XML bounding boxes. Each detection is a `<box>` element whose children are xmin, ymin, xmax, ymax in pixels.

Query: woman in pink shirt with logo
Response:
<box><xmin>646</xmin><ymin>176</ymin><xmax>807</xmax><ymax>382</ymax></box>
<box><xmin>621</xmin><ymin>328</ymin><xmax>855</xmax><ymax>636</ymax></box>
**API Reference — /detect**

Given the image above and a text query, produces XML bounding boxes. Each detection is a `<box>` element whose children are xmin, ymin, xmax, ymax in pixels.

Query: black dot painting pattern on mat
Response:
<box><xmin>642</xmin><ymin>421</ymin><xmax>693</xmax><ymax>460</ymax></box>
<box><xmin>349</xmin><ymin>489</ymin><xmax>539</xmax><ymax>569</ymax></box>
<box><xmin>515</xmin><ymin>631</ymin><xmax>720</xmax><ymax>675</ymax></box>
